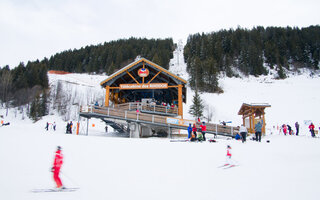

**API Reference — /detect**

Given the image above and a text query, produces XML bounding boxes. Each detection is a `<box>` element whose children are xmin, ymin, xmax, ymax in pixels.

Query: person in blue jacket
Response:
<box><xmin>255</xmin><ymin>120</ymin><xmax>263</xmax><ymax>142</ymax></box>
<box><xmin>187</xmin><ymin>124</ymin><xmax>192</xmax><ymax>139</ymax></box>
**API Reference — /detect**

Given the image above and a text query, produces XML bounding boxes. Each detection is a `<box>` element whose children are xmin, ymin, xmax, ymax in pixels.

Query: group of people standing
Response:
<box><xmin>280</xmin><ymin>122</ymin><xmax>318</xmax><ymax>137</ymax></box>
<box><xmin>45</xmin><ymin>122</ymin><xmax>56</xmax><ymax>131</ymax></box>
<box><xmin>187</xmin><ymin>121</ymin><xmax>207</xmax><ymax>142</ymax></box>
<box><xmin>66</xmin><ymin>121</ymin><xmax>73</xmax><ymax>134</ymax></box>
<box><xmin>281</xmin><ymin>122</ymin><xmax>300</xmax><ymax>136</ymax></box>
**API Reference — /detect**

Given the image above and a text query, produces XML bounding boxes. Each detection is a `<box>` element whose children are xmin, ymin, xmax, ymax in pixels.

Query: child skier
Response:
<box><xmin>52</xmin><ymin>146</ymin><xmax>64</xmax><ymax>190</ymax></box>
<box><xmin>225</xmin><ymin>145</ymin><xmax>234</xmax><ymax>166</ymax></box>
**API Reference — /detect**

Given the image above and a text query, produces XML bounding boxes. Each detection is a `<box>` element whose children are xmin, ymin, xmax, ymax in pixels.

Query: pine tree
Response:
<box><xmin>188</xmin><ymin>90</ymin><xmax>204</xmax><ymax>119</ymax></box>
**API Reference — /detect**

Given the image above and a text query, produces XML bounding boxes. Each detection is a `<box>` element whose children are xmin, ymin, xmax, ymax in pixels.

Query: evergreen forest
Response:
<box><xmin>184</xmin><ymin>25</ymin><xmax>320</xmax><ymax>93</ymax></box>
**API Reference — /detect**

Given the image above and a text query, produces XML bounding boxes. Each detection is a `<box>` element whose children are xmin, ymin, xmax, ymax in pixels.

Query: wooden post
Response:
<box><xmin>105</xmin><ymin>86</ymin><xmax>110</xmax><ymax>107</ymax></box>
<box><xmin>262</xmin><ymin>112</ymin><xmax>266</xmax><ymax>135</ymax></box>
<box><xmin>178</xmin><ymin>84</ymin><xmax>183</xmax><ymax>118</ymax></box>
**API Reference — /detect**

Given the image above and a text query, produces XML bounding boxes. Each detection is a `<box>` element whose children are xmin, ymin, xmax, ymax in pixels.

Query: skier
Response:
<box><xmin>45</xmin><ymin>122</ymin><xmax>49</xmax><ymax>131</ymax></box>
<box><xmin>239</xmin><ymin>124</ymin><xmax>248</xmax><ymax>143</ymax></box>
<box><xmin>187</xmin><ymin>124</ymin><xmax>192</xmax><ymax>139</ymax></box>
<box><xmin>66</xmin><ymin>122</ymin><xmax>70</xmax><ymax>134</ymax></box>
<box><xmin>295</xmin><ymin>122</ymin><xmax>299</xmax><ymax>136</ymax></box>
<box><xmin>53</xmin><ymin>122</ymin><xmax>56</xmax><ymax>131</ymax></box>
<box><xmin>225</xmin><ymin>145</ymin><xmax>234</xmax><ymax>166</ymax></box>
<box><xmin>200</xmin><ymin>122</ymin><xmax>207</xmax><ymax>141</ymax></box>
<box><xmin>69</xmin><ymin>121</ymin><xmax>73</xmax><ymax>134</ymax></box>
<box><xmin>51</xmin><ymin>146</ymin><xmax>64</xmax><ymax>190</ymax></box>
<box><xmin>309</xmin><ymin>123</ymin><xmax>315</xmax><ymax>137</ymax></box>
<box><xmin>282</xmin><ymin>124</ymin><xmax>288</xmax><ymax>135</ymax></box>
<box><xmin>287</xmin><ymin>124</ymin><xmax>292</xmax><ymax>135</ymax></box>
<box><xmin>192</xmin><ymin>123</ymin><xmax>197</xmax><ymax>138</ymax></box>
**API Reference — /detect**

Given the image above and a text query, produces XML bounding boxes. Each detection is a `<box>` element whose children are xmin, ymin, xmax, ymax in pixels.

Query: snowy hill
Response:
<box><xmin>1</xmin><ymin>42</ymin><xmax>320</xmax><ymax>200</ymax></box>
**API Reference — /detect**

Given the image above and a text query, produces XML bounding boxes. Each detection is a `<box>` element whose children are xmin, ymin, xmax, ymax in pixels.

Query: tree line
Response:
<box><xmin>184</xmin><ymin>25</ymin><xmax>320</xmax><ymax>93</ymax></box>
<box><xmin>0</xmin><ymin>37</ymin><xmax>174</xmax><ymax>121</ymax></box>
<box><xmin>44</xmin><ymin>37</ymin><xmax>174</xmax><ymax>73</ymax></box>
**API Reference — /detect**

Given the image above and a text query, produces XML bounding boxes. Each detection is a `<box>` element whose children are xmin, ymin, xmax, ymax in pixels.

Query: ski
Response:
<box><xmin>31</xmin><ymin>187</ymin><xmax>79</xmax><ymax>193</ymax></box>
<box><xmin>217</xmin><ymin>164</ymin><xmax>230</xmax><ymax>168</ymax></box>
<box><xmin>170</xmin><ymin>139</ymin><xmax>189</xmax><ymax>142</ymax></box>
<box><xmin>222</xmin><ymin>164</ymin><xmax>238</xmax><ymax>169</ymax></box>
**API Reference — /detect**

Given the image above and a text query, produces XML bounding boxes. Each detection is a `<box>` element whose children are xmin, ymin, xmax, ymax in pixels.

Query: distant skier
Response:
<box><xmin>45</xmin><ymin>122</ymin><xmax>49</xmax><ymax>131</ymax></box>
<box><xmin>295</xmin><ymin>122</ymin><xmax>299</xmax><ymax>136</ymax></box>
<box><xmin>287</xmin><ymin>124</ymin><xmax>292</xmax><ymax>135</ymax></box>
<box><xmin>282</xmin><ymin>124</ymin><xmax>288</xmax><ymax>135</ymax></box>
<box><xmin>309</xmin><ymin>123</ymin><xmax>315</xmax><ymax>137</ymax></box>
<box><xmin>53</xmin><ymin>122</ymin><xmax>56</xmax><ymax>131</ymax></box>
<box><xmin>51</xmin><ymin>146</ymin><xmax>64</xmax><ymax>190</ymax></box>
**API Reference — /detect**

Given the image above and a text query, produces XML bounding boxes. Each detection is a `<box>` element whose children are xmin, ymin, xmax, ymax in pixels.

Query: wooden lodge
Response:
<box><xmin>100</xmin><ymin>57</ymin><xmax>187</xmax><ymax>118</ymax></box>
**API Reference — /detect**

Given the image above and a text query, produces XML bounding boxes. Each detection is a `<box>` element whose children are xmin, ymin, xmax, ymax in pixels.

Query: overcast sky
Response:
<box><xmin>0</xmin><ymin>0</ymin><xmax>319</xmax><ymax>68</ymax></box>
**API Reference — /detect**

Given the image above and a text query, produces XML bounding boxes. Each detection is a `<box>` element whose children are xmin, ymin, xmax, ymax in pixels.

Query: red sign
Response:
<box><xmin>138</xmin><ymin>68</ymin><xmax>149</xmax><ymax>77</ymax></box>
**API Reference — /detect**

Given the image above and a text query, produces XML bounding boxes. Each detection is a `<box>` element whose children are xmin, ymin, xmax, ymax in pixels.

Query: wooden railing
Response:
<box><xmin>80</xmin><ymin>105</ymin><xmax>239</xmax><ymax>137</ymax></box>
<box><xmin>115</xmin><ymin>102</ymin><xmax>179</xmax><ymax>116</ymax></box>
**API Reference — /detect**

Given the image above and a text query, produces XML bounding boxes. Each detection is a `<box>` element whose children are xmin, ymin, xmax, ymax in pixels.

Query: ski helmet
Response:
<box><xmin>227</xmin><ymin>145</ymin><xmax>231</xmax><ymax>149</ymax></box>
<box><xmin>57</xmin><ymin>146</ymin><xmax>62</xmax><ymax>150</ymax></box>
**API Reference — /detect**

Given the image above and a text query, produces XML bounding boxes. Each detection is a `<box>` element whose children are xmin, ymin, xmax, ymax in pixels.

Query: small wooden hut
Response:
<box><xmin>238</xmin><ymin>103</ymin><xmax>271</xmax><ymax>134</ymax></box>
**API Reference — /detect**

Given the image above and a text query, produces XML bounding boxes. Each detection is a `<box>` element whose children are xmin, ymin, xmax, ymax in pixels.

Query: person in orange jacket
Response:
<box><xmin>52</xmin><ymin>146</ymin><xmax>64</xmax><ymax>189</ymax></box>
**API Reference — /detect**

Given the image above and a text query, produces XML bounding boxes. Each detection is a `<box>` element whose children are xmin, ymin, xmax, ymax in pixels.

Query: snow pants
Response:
<box><xmin>255</xmin><ymin>131</ymin><xmax>261</xmax><ymax>142</ymax></box>
<box><xmin>240</xmin><ymin>132</ymin><xmax>247</xmax><ymax>143</ymax></box>
<box><xmin>53</xmin><ymin>169</ymin><xmax>63</xmax><ymax>188</ymax></box>
<box><xmin>202</xmin><ymin>131</ymin><xmax>206</xmax><ymax>141</ymax></box>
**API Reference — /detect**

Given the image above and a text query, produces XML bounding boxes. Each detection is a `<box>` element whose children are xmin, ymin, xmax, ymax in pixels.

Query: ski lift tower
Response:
<box><xmin>238</xmin><ymin>103</ymin><xmax>271</xmax><ymax>135</ymax></box>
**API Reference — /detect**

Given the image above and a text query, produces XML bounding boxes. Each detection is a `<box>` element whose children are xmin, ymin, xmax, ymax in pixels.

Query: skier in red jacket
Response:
<box><xmin>52</xmin><ymin>146</ymin><xmax>64</xmax><ymax>189</ymax></box>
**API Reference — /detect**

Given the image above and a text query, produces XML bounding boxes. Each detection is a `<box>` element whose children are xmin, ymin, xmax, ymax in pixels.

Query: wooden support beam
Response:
<box><xmin>148</xmin><ymin>71</ymin><xmax>161</xmax><ymax>84</ymax></box>
<box><xmin>126</xmin><ymin>70</ymin><xmax>139</xmax><ymax>84</ymax></box>
<box><xmin>105</xmin><ymin>86</ymin><xmax>110</xmax><ymax>107</ymax></box>
<box><xmin>178</xmin><ymin>84</ymin><xmax>183</xmax><ymax>118</ymax></box>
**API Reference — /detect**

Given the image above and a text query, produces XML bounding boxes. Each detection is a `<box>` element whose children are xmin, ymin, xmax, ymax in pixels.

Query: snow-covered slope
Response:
<box><xmin>1</xmin><ymin>42</ymin><xmax>320</xmax><ymax>200</ymax></box>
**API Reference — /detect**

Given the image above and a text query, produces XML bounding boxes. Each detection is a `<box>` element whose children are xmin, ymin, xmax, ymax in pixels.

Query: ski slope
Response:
<box><xmin>1</xmin><ymin>42</ymin><xmax>320</xmax><ymax>200</ymax></box>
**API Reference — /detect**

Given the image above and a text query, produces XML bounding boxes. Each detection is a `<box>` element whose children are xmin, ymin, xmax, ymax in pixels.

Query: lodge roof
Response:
<box><xmin>100</xmin><ymin>57</ymin><xmax>187</xmax><ymax>88</ymax></box>
<box><xmin>238</xmin><ymin>103</ymin><xmax>271</xmax><ymax>115</ymax></box>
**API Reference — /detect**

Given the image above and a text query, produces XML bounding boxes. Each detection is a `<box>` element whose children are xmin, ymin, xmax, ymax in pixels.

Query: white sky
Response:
<box><xmin>0</xmin><ymin>0</ymin><xmax>319</xmax><ymax>68</ymax></box>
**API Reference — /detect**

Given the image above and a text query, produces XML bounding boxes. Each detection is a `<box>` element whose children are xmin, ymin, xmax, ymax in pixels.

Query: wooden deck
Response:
<box><xmin>80</xmin><ymin>105</ymin><xmax>239</xmax><ymax>137</ymax></box>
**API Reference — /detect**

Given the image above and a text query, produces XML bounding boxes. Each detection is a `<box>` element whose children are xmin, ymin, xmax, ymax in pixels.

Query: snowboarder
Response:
<box><xmin>309</xmin><ymin>123</ymin><xmax>315</xmax><ymax>137</ymax></box>
<box><xmin>239</xmin><ymin>124</ymin><xmax>248</xmax><ymax>143</ymax></box>
<box><xmin>51</xmin><ymin>146</ymin><xmax>64</xmax><ymax>190</ymax></box>
<box><xmin>187</xmin><ymin>124</ymin><xmax>192</xmax><ymax>139</ymax></box>
<box><xmin>295</xmin><ymin>122</ymin><xmax>299</xmax><ymax>136</ymax></box>
<box><xmin>200</xmin><ymin>122</ymin><xmax>207</xmax><ymax>141</ymax></box>
<box><xmin>255</xmin><ymin>120</ymin><xmax>263</xmax><ymax>142</ymax></box>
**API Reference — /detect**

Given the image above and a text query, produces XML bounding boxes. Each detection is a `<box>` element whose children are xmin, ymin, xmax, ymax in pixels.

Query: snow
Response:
<box><xmin>1</xmin><ymin>42</ymin><xmax>320</xmax><ymax>200</ymax></box>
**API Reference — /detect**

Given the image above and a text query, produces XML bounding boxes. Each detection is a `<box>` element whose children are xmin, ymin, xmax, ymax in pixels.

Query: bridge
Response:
<box><xmin>79</xmin><ymin>104</ymin><xmax>239</xmax><ymax>138</ymax></box>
